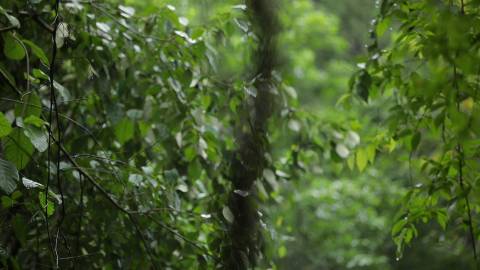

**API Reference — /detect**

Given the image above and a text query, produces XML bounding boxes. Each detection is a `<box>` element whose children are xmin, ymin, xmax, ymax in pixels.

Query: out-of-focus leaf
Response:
<box><xmin>3</xmin><ymin>33</ymin><xmax>25</xmax><ymax>60</ymax></box>
<box><xmin>355</xmin><ymin>70</ymin><xmax>371</xmax><ymax>102</ymax></box>
<box><xmin>12</xmin><ymin>215</ymin><xmax>28</xmax><ymax>246</ymax></box>
<box><xmin>22</xmin><ymin>177</ymin><xmax>43</xmax><ymax>189</ymax></box>
<box><xmin>39</xmin><ymin>191</ymin><xmax>55</xmax><ymax>217</ymax></box>
<box><xmin>335</xmin><ymin>143</ymin><xmax>350</xmax><ymax>159</ymax></box>
<box><xmin>0</xmin><ymin>158</ymin><xmax>19</xmax><ymax>194</ymax></box>
<box><xmin>22</xmin><ymin>40</ymin><xmax>49</xmax><ymax>65</ymax></box>
<box><xmin>3</xmin><ymin>129</ymin><xmax>34</xmax><ymax>170</ymax></box>
<box><xmin>0</xmin><ymin>112</ymin><xmax>12</xmax><ymax>138</ymax></box>
<box><xmin>356</xmin><ymin>148</ymin><xmax>368</xmax><ymax>172</ymax></box>
<box><xmin>410</xmin><ymin>132</ymin><xmax>421</xmax><ymax>151</ymax></box>
<box><xmin>115</xmin><ymin>118</ymin><xmax>134</xmax><ymax>145</ymax></box>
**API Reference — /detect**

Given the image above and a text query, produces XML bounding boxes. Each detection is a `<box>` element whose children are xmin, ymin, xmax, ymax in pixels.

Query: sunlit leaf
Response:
<box><xmin>0</xmin><ymin>112</ymin><xmax>12</xmax><ymax>139</ymax></box>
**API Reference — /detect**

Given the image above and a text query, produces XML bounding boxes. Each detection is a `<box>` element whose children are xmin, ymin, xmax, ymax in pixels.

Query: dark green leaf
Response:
<box><xmin>0</xmin><ymin>158</ymin><xmax>19</xmax><ymax>194</ymax></box>
<box><xmin>22</xmin><ymin>40</ymin><xmax>49</xmax><ymax>65</ymax></box>
<box><xmin>3</xmin><ymin>128</ymin><xmax>34</xmax><ymax>170</ymax></box>
<box><xmin>114</xmin><ymin>118</ymin><xmax>135</xmax><ymax>145</ymax></box>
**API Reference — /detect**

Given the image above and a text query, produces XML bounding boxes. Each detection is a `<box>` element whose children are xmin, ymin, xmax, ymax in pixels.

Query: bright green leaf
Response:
<box><xmin>24</xmin><ymin>115</ymin><xmax>45</xmax><ymax>127</ymax></box>
<box><xmin>0</xmin><ymin>112</ymin><xmax>12</xmax><ymax>138</ymax></box>
<box><xmin>356</xmin><ymin>148</ymin><xmax>368</xmax><ymax>172</ymax></box>
<box><xmin>114</xmin><ymin>118</ymin><xmax>134</xmax><ymax>145</ymax></box>
<box><xmin>39</xmin><ymin>191</ymin><xmax>55</xmax><ymax>217</ymax></box>
<box><xmin>3</xmin><ymin>33</ymin><xmax>25</xmax><ymax>60</ymax></box>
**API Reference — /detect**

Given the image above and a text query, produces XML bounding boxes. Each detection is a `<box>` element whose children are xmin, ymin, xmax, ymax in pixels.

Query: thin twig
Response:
<box><xmin>0</xmin><ymin>25</ymin><xmax>18</xmax><ymax>32</ymax></box>
<box><xmin>145</xmin><ymin>213</ymin><xmax>214</xmax><ymax>258</ymax></box>
<box><xmin>50</xmin><ymin>135</ymin><xmax>158</xmax><ymax>269</ymax></box>
<box><xmin>453</xmin><ymin>64</ymin><xmax>478</xmax><ymax>267</ymax></box>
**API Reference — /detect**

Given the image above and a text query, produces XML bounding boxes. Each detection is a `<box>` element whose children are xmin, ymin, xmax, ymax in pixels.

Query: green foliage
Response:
<box><xmin>3</xmin><ymin>33</ymin><xmax>25</xmax><ymax>60</ymax></box>
<box><xmin>272</xmin><ymin>174</ymin><xmax>402</xmax><ymax>270</ymax></box>
<box><xmin>352</xmin><ymin>0</ymin><xmax>480</xmax><ymax>264</ymax></box>
<box><xmin>0</xmin><ymin>113</ymin><xmax>12</xmax><ymax>138</ymax></box>
<box><xmin>0</xmin><ymin>0</ymin><xmax>298</xmax><ymax>268</ymax></box>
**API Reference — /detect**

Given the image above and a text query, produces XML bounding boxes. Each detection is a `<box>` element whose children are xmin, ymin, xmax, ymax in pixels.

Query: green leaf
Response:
<box><xmin>436</xmin><ymin>210</ymin><xmax>448</xmax><ymax>230</ymax></box>
<box><xmin>15</xmin><ymin>92</ymin><xmax>42</xmax><ymax>117</ymax></box>
<box><xmin>24</xmin><ymin>115</ymin><xmax>45</xmax><ymax>127</ymax></box>
<box><xmin>347</xmin><ymin>154</ymin><xmax>355</xmax><ymax>170</ymax></box>
<box><xmin>22</xmin><ymin>40</ymin><xmax>49</xmax><ymax>65</ymax></box>
<box><xmin>0</xmin><ymin>112</ymin><xmax>12</xmax><ymax>138</ymax></box>
<box><xmin>114</xmin><ymin>118</ymin><xmax>135</xmax><ymax>144</ymax></box>
<box><xmin>410</xmin><ymin>132</ymin><xmax>421</xmax><ymax>151</ymax></box>
<box><xmin>355</xmin><ymin>70</ymin><xmax>371</xmax><ymax>102</ymax></box>
<box><xmin>336</xmin><ymin>93</ymin><xmax>352</xmax><ymax>107</ymax></box>
<box><xmin>0</xmin><ymin>62</ymin><xmax>17</xmax><ymax>88</ymax></box>
<box><xmin>23</xmin><ymin>125</ymin><xmax>48</xmax><ymax>152</ymax></box>
<box><xmin>356</xmin><ymin>148</ymin><xmax>368</xmax><ymax>172</ymax></box>
<box><xmin>366</xmin><ymin>144</ymin><xmax>376</xmax><ymax>163</ymax></box>
<box><xmin>32</xmin><ymin>69</ymin><xmax>49</xmax><ymax>80</ymax></box>
<box><xmin>376</xmin><ymin>17</ymin><xmax>391</xmax><ymax>37</ymax></box>
<box><xmin>3</xmin><ymin>128</ymin><xmax>34</xmax><ymax>170</ymax></box>
<box><xmin>392</xmin><ymin>218</ymin><xmax>407</xmax><ymax>236</ymax></box>
<box><xmin>39</xmin><ymin>191</ymin><xmax>55</xmax><ymax>217</ymax></box>
<box><xmin>3</xmin><ymin>33</ymin><xmax>25</xmax><ymax>60</ymax></box>
<box><xmin>278</xmin><ymin>246</ymin><xmax>287</xmax><ymax>258</ymax></box>
<box><xmin>0</xmin><ymin>158</ymin><xmax>19</xmax><ymax>194</ymax></box>
<box><xmin>184</xmin><ymin>145</ymin><xmax>197</xmax><ymax>162</ymax></box>
<box><xmin>1</xmin><ymin>195</ymin><xmax>15</xmax><ymax>208</ymax></box>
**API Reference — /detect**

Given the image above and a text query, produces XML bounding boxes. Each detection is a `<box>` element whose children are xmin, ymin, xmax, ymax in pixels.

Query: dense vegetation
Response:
<box><xmin>0</xmin><ymin>0</ymin><xmax>479</xmax><ymax>269</ymax></box>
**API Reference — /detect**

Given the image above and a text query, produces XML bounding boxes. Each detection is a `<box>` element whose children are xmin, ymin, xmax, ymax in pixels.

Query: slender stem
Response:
<box><xmin>453</xmin><ymin>64</ymin><xmax>478</xmax><ymax>268</ymax></box>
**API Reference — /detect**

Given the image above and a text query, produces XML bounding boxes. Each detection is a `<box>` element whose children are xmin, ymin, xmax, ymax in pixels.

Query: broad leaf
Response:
<box><xmin>115</xmin><ymin>118</ymin><xmax>134</xmax><ymax>145</ymax></box>
<box><xmin>356</xmin><ymin>148</ymin><xmax>368</xmax><ymax>172</ymax></box>
<box><xmin>0</xmin><ymin>158</ymin><xmax>19</xmax><ymax>194</ymax></box>
<box><xmin>3</xmin><ymin>33</ymin><xmax>25</xmax><ymax>60</ymax></box>
<box><xmin>24</xmin><ymin>125</ymin><xmax>48</xmax><ymax>152</ymax></box>
<box><xmin>3</xmin><ymin>129</ymin><xmax>34</xmax><ymax>170</ymax></box>
<box><xmin>0</xmin><ymin>112</ymin><xmax>12</xmax><ymax>138</ymax></box>
<box><xmin>22</xmin><ymin>40</ymin><xmax>49</xmax><ymax>65</ymax></box>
